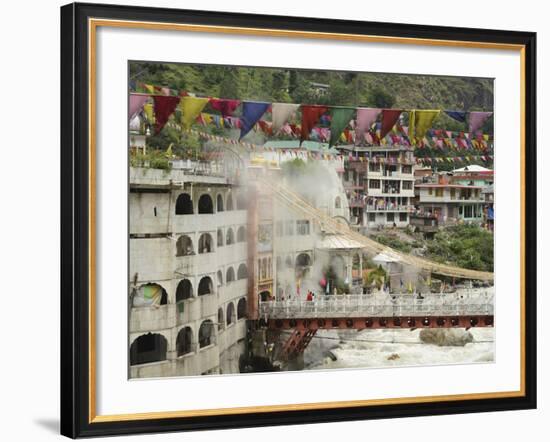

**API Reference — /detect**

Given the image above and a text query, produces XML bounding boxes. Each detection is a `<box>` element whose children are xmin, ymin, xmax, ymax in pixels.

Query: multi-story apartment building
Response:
<box><xmin>129</xmin><ymin>165</ymin><xmax>250</xmax><ymax>378</ymax></box>
<box><xmin>339</xmin><ymin>145</ymin><xmax>415</xmax><ymax>230</ymax></box>
<box><xmin>415</xmin><ymin>174</ymin><xmax>485</xmax><ymax>225</ymax></box>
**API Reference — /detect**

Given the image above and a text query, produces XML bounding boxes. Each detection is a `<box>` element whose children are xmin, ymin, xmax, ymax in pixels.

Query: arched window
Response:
<box><xmin>198</xmin><ymin>233</ymin><xmax>213</xmax><ymax>254</ymax></box>
<box><xmin>296</xmin><ymin>253</ymin><xmax>312</xmax><ymax>278</ymax></box>
<box><xmin>132</xmin><ymin>283</ymin><xmax>168</xmax><ymax>307</ymax></box>
<box><xmin>175</xmin><ymin>235</ymin><xmax>194</xmax><ymax>256</ymax></box>
<box><xmin>237</xmin><ymin>298</ymin><xmax>247</xmax><ymax>319</ymax></box>
<box><xmin>259</xmin><ymin>291</ymin><xmax>271</xmax><ymax>302</ymax></box>
<box><xmin>176</xmin><ymin>327</ymin><xmax>193</xmax><ymax>356</ymax></box>
<box><xmin>226</xmin><ymin>228</ymin><xmax>235</xmax><ymax>245</ymax></box>
<box><xmin>237</xmin><ymin>263</ymin><xmax>248</xmax><ymax>280</ymax></box>
<box><xmin>226</xmin><ymin>267</ymin><xmax>235</xmax><ymax>283</ymax></box>
<box><xmin>226</xmin><ymin>194</ymin><xmax>234</xmax><ymax>211</ymax></box>
<box><xmin>197</xmin><ymin>276</ymin><xmax>213</xmax><ymax>296</ymax></box>
<box><xmin>130</xmin><ymin>333</ymin><xmax>167</xmax><ymax>365</ymax></box>
<box><xmin>175</xmin><ymin>279</ymin><xmax>193</xmax><ymax>302</ymax></box>
<box><xmin>175</xmin><ymin>193</ymin><xmax>193</xmax><ymax>215</ymax></box>
<box><xmin>198</xmin><ymin>320</ymin><xmax>214</xmax><ymax>348</ymax></box>
<box><xmin>217</xmin><ymin>307</ymin><xmax>225</xmax><ymax>331</ymax></box>
<box><xmin>237</xmin><ymin>226</ymin><xmax>246</xmax><ymax>242</ymax></box>
<box><xmin>217</xmin><ymin>229</ymin><xmax>224</xmax><ymax>247</ymax></box>
<box><xmin>335</xmin><ymin>196</ymin><xmax>341</xmax><ymax>209</ymax></box>
<box><xmin>198</xmin><ymin>194</ymin><xmax>214</xmax><ymax>214</ymax></box>
<box><xmin>217</xmin><ymin>270</ymin><xmax>223</xmax><ymax>287</ymax></box>
<box><xmin>216</xmin><ymin>194</ymin><xmax>224</xmax><ymax>212</ymax></box>
<box><xmin>226</xmin><ymin>302</ymin><xmax>235</xmax><ymax>325</ymax></box>
<box><xmin>296</xmin><ymin>253</ymin><xmax>312</xmax><ymax>267</ymax></box>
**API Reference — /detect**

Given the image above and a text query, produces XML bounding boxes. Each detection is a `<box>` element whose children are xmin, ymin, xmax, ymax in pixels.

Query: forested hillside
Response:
<box><xmin>130</xmin><ymin>61</ymin><xmax>493</xmax><ymax>132</ymax></box>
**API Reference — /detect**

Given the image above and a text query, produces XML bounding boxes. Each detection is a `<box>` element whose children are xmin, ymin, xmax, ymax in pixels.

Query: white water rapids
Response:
<box><xmin>304</xmin><ymin>327</ymin><xmax>495</xmax><ymax>370</ymax></box>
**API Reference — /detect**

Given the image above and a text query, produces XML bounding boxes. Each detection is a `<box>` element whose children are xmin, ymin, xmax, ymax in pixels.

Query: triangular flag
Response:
<box><xmin>129</xmin><ymin>94</ymin><xmax>148</xmax><ymax>121</ymax></box>
<box><xmin>272</xmin><ymin>103</ymin><xmax>300</xmax><ymax>133</ymax></box>
<box><xmin>240</xmin><ymin>101</ymin><xmax>270</xmax><ymax>139</ymax></box>
<box><xmin>152</xmin><ymin>96</ymin><xmax>181</xmax><ymax>134</ymax></box>
<box><xmin>209</xmin><ymin>98</ymin><xmax>241</xmax><ymax>117</ymax></box>
<box><xmin>444</xmin><ymin>110</ymin><xmax>467</xmax><ymax>123</ymax></box>
<box><xmin>180</xmin><ymin>97</ymin><xmax>210</xmax><ymax>129</ymax></box>
<box><xmin>409</xmin><ymin>110</ymin><xmax>440</xmax><ymax>142</ymax></box>
<box><xmin>379</xmin><ymin>109</ymin><xmax>402</xmax><ymax>138</ymax></box>
<box><xmin>143</xmin><ymin>103</ymin><xmax>154</xmax><ymax>124</ymax></box>
<box><xmin>144</xmin><ymin>84</ymin><xmax>155</xmax><ymax>94</ymax></box>
<box><xmin>355</xmin><ymin>108</ymin><xmax>381</xmax><ymax>145</ymax></box>
<box><xmin>301</xmin><ymin>105</ymin><xmax>329</xmax><ymax>142</ymax></box>
<box><xmin>329</xmin><ymin>107</ymin><xmax>355</xmax><ymax>147</ymax></box>
<box><xmin>469</xmin><ymin>111</ymin><xmax>493</xmax><ymax>133</ymax></box>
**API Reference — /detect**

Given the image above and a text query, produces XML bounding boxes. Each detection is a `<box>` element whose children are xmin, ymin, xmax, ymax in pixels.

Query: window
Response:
<box><xmin>237</xmin><ymin>226</ymin><xmax>246</xmax><ymax>242</ymax></box>
<box><xmin>216</xmin><ymin>194</ymin><xmax>224</xmax><ymax>212</ymax></box>
<box><xmin>226</xmin><ymin>267</ymin><xmax>235</xmax><ymax>283</ymax></box>
<box><xmin>176</xmin><ymin>279</ymin><xmax>193</xmax><ymax>302</ymax></box>
<box><xmin>428</xmin><ymin>188</ymin><xmax>433</xmax><ymax>195</ymax></box>
<box><xmin>369</xmin><ymin>179</ymin><xmax>380</xmax><ymax>189</ymax></box>
<box><xmin>387</xmin><ymin>213</ymin><xmax>395</xmax><ymax>222</ymax></box>
<box><xmin>399</xmin><ymin>212</ymin><xmax>408</xmax><ymax>222</ymax></box>
<box><xmin>369</xmin><ymin>162</ymin><xmax>380</xmax><ymax>172</ymax></box>
<box><xmin>217</xmin><ymin>229</ymin><xmax>224</xmax><ymax>247</ymax></box>
<box><xmin>197</xmin><ymin>276</ymin><xmax>213</xmax><ymax>296</ymax></box>
<box><xmin>296</xmin><ymin>220</ymin><xmax>310</xmax><ymax>236</ymax></box>
<box><xmin>198</xmin><ymin>233</ymin><xmax>213</xmax><ymax>253</ymax></box>
<box><xmin>368</xmin><ymin>212</ymin><xmax>376</xmax><ymax>222</ymax></box>
<box><xmin>402</xmin><ymin>181</ymin><xmax>412</xmax><ymax>190</ymax></box>
<box><xmin>237</xmin><ymin>298</ymin><xmax>247</xmax><ymax>319</ymax></box>
<box><xmin>450</xmin><ymin>188</ymin><xmax>456</xmax><ymax>199</ymax></box>
<box><xmin>226</xmin><ymin>302</ymin><xmax>235</xmax><ymax>325</ymax></box>
<box><xmin>402</xmin><ymin>165</ymin><xmax>412</xmax><ymax>174</ymax></box>
<box><xmin>198</xmin><ymin>194</ymin><xmax>214</xmax><ymax>214</ymax></box>
<box><xmin>226</xmin><ymin>227</ymin><xmax>235</xmax><ymax>245</ymax></box>
<box><xmin>176</xmin><ymin>327</ymin><xmax>193</xmax><ymax>356</ymax></box>
<box><xmin>130</xmin><ymin>333</ymin><xmax>167</xmax><ymax>366</ymax></box>
<box><xmin>335</xmin><ymin>196</ymin><xmax>341</xmax><ymax>209</ymax></box>
<box><xmin>237</xmin><ymin>263</ymin><xmax>248</xmax><ymax>280</ymax></box>
<box><xmin>464</xmin><ymin>205</ymin><xmax>473</xmax><ymax>218</ymax></box>
<box><xmin>435</xmin><ymin>188</ymin><xmax>443</xmax><ymax>197</ymax></box>
<box><xmin>175</xmin><ymin>193</ymin><xmax>193</xmax><ymax>215</ymax></box>
<box><xmin>217</xmin><ymin>308</ymin><xmax>224</xmax><ymax>331</ymax></box>
<box><xmin>176</xmin><ymin>235</ymin><xmax>194</xmax><ymax>256</ymax></box>
<box><xmin>198</xmin><ymin>320</ymin><xmax>214</xmax><ymax>348</ymax></box>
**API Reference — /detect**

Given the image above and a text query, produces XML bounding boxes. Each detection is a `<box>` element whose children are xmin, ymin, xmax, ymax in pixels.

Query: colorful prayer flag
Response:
<box><xmin>271</xmin><ymin>103</ymin><xmax>300</xmax><ymax>133</ymax></box>
<box><xmin>152</xmin><ymin>96</ymin><xmax>181</xmax><ymax>134</ymax></box>
<box><xmin>240</xmin><ymin>101</ymin><xmax>270</xmax><ymax>139</ymax></box>
<box><xmin>180</xmin><ymin>97</ymin><xmax>210</xmax><ymax>129</ymax></box>
<box><xmin>379</xmin><ymin>109</ymin><xmax>402</xmax><ymax>138</ymax></box>
<box><xmin>129</xmin><ymin>94</ymin><xmax>149</xmax><ymax>121</ymax></box>
<box><xmin>329</xmin><ymin>107</ymin><xmax>355</xmax><ymax>146</ymax></box>
<box><xmin>355</xmin><ymin>108</ymin><xmax>381</xmax><ymax>145</ymax></box>
<box><xmin>300</xmin><ymin>105</ymin><xmax>329</xmax><ymax>142</ymax></box>
<box><xmin>469</xmin><ymin>111</ymin><xmax>493</xmax><ymax>133</ymax></box>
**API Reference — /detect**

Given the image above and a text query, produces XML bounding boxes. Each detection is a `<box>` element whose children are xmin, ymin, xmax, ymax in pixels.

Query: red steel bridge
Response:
<box><xmin>259</xmin><ymin>289</ymin><xmax>494</xmax><ymax>360</ymax></box>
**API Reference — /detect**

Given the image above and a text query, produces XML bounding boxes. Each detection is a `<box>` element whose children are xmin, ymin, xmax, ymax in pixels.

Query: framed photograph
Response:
<box><xmin>60</xmin><ymin>2</ymin><xmax>537</xmax><ymax>438</ymax></box>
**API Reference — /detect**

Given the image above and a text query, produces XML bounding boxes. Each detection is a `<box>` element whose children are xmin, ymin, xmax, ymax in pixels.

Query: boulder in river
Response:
<box><xmin>419</xmin><ymin>329</ymin><xmax>473</xmax><ymax>347</ymax></box>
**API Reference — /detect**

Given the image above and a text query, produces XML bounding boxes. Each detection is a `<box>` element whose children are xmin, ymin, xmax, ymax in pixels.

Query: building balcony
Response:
<box><xmin>130</xmin><ymin>304</ymin><xmax>177</xmax><ymax>333</ymax></box>
<box><xmin>365</xmin><ymin>205</ymin><xmax>414</xmax><ymax>212</ymax></box>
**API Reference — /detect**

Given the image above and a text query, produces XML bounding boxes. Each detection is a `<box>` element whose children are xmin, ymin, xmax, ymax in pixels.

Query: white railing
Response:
<box><xmin>259</xmin><ymin>290</ymin><xmax>494</xmax><ymax>319</ymax></box>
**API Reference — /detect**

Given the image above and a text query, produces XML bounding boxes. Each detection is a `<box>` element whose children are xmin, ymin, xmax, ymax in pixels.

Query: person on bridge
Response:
<box><xmin>306</xmin><ymin>291</ymin><xmax>313</xmax><ymax>301</ymax></box>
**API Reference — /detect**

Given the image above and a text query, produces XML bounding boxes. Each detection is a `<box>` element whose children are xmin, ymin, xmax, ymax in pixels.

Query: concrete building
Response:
<box><xmin>415</xmin><ymin>174</ymin><xmax>485</xmax><ymax>225</ymax></box>
<box><xmin>129</xmin><ymin>165</ymin><xmax>249</xmax><ymax>378</ymax></box>
<box><xmin>337</xmin><ymin>144</ymin><xmax>415</xmax><ymax>230</ymax></box>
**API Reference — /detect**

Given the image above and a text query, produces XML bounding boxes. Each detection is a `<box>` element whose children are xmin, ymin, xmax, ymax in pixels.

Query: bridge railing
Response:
<box><xmin>259</xmin><ymin>291</ymin><xmax>494</xmax><ymax>319</ymax></box>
